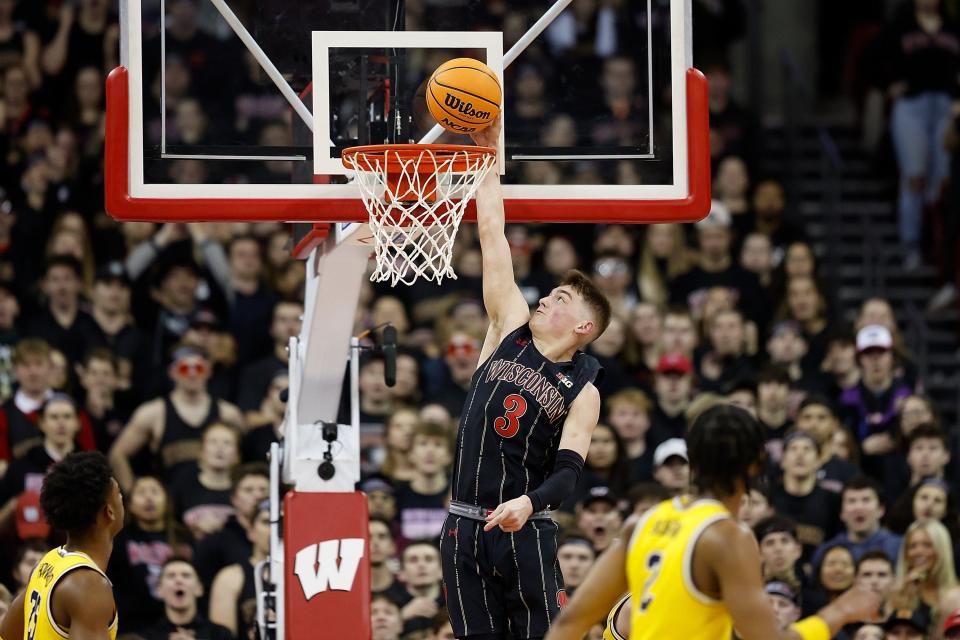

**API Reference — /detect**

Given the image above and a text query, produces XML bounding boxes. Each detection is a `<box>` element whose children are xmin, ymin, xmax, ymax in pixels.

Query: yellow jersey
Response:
<box><xmin>602</xmin><ymin>593</ymin><xmax>630</xmax><ymax>640</ymax></box>
<box><xmin>626</xmin><ymin>496</ymin><xmax>733</xmax><ymax>640</ymax></box>
<box><xmin>23</xmin><ymin>547</ymin><xmax>118</xmax><ymax>640</ymax></box>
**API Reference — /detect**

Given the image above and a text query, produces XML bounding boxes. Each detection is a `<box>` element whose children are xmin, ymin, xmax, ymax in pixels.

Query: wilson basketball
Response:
<box><xmin>426</xmin><ymin>58</ymin><xmax>502</xmax><ymax>134</ymax></box>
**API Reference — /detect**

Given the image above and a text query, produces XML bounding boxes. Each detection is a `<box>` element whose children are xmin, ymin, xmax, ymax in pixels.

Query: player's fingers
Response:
<box><xmin>485</xmin><ymin>505</ymin><xmax>504</xmax><ymax>522</ymax></box>
<box><xmin>483</xmin><ymin>512</ymin><xmax>505</xmax><ymax>532</ymax></box>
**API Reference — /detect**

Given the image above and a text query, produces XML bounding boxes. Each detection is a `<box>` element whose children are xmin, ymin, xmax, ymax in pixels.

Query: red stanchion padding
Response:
<box><xmin>284</xmin><ymin>491</ymin><xmax>371</xmax><ymax>640</ymax></box>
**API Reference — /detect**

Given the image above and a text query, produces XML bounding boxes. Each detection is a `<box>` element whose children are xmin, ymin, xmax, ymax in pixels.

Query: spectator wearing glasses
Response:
<box><xmin>108</xmin><ymin>346</ymin><xmax>244</xmax><ymax>492</ymax></box>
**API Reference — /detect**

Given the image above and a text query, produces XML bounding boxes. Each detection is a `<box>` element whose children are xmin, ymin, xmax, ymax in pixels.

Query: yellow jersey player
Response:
<box><xmin>0</xmin><ymin>451</ymin><xmax>124</xmax><ymax>640</ymax></box>
<box><xmin>547</xmin><ymin>404</ymin><xmax>881</xmax><ymax>640</ymax></box>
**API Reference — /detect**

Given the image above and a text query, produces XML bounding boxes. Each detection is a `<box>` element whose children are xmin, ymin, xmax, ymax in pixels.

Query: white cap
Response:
<box><xmin>695</xmin><ymin>200</ymin><xmax>732</xmax><ymax>230</ymax></box>
<box><xmin>856</xmin><ymin>324</ymin><xmax>893</xmax><ymax>352</ymax></box>
<box><xmin>653</xmin><ymin>438</ymin><xmax>689</xmax><ymax>467</ymax></box>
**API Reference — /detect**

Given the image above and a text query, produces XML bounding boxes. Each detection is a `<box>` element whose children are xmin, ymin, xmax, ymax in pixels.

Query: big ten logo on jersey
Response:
<box><xmin>555</xmin><ymin>372</ymin><xmax>573</xmax><ymax>388</ymax></box>
<box><xmin>651</xmin><ymin>519</ymin><xmax>681</xmax><ymax>538</ymax></box>
<box><xmin>294</xmin><ymin>538</ymin><xmax>365</xmax><ymax>600</ymax></box>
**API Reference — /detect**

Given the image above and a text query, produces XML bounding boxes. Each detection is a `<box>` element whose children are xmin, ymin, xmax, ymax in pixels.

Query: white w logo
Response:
<box><xmin>294</xmin><ymin>538</ymin><xmax>365</xmax><ymax>599</ymax></box>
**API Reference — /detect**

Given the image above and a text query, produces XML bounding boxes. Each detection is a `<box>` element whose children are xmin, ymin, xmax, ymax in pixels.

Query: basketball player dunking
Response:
<box><xmin>1</xmin><ymin>451</ymin><xmax>124</xmax><ymax>640</ymax></box>
<box><xmin>439</xmin><ymin>116</ymin><xmax>610</xmax><ymax>640</ymax></box>
<box><xmin>547</xmin><ymin>405</ymin><xmax>880</xmax><ymax>640</ymax></box>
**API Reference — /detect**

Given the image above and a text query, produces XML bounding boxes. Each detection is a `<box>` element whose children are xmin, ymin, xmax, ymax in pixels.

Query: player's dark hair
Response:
<box><xmin>841</xmin><ymin>475</ymin><xmax>883</xmax><ymax>503</ymax></box>
<box><xmin>856</xmin><ymin>549</ymin><xmax>893</xmax><ymax>572</ymax></box>
<box><xmin>686</xmin><ymin>404</ymin><xmax>765</xmax><ymax>498</ymax></box>
<box><xmin>40</xmin><ymin>451</ymin><xmax>113</xmax><ymax>534</ymax></box>
<box><xmin>560</xmin><ymin>269</ymin><xmax>612</xmax><ymax>337</ymax></box>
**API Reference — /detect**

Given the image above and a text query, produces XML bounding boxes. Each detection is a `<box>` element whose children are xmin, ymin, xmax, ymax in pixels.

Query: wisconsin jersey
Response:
<box><xmin>626</xmin><ymin>497</ymin><xmax>733</xmax><ymax>640</ymax></box>
<box><xmin>23</xmin><ymin>547</ymin><xmax>118</xmax><ymax>640</ymax></box>
<box><xmin>451</xmin><ymin>323</ymin><xmax>602</xmax><ymax>508</ymax></box>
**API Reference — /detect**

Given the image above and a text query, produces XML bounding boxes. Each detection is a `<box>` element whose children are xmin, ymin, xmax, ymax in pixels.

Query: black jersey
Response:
<box><xmin>451</xmin><ymin>324</ymin><xmax>602</xmax><ymax>508</ymax></box>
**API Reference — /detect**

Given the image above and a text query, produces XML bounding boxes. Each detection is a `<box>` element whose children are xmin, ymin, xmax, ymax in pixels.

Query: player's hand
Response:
<box><xmin>831</xmin><ymin>586</ymin><xmax>883</xmax><ymax>624</ymax></box>
<box><xmin>484</xmin><ymin>495</ymin><xmax>533</xmax><ymax>533</ymax></box>
<box><xmin>469</xmin><ymin>114</ymin><xmax>502</xmax><ymax>150</ymax></box>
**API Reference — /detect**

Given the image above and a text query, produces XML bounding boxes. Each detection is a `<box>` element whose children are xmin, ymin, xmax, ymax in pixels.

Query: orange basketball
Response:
<box><xmin>426</xmin><ymin>58</ymin><xmax>502</xmax><ymax>134</ymax></box>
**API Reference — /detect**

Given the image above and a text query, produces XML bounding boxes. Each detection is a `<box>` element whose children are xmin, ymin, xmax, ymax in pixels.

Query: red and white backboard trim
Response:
<box><xmin>105</xmin><ymin>65</ymin><xmax>710</xmax><ymax>224</ymax></box>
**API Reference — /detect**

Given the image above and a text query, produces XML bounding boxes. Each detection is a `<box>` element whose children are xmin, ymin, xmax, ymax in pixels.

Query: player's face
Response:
<box><xmin>914</xmin><ymin>485</ymin><xmax>948</xmax><ymax>521</ymax></box>
<box><xmin>107</xmin><ymin>477</ymin><xmax>125</xmax><ymax>536</ymax></box>
<box><xmin>557</xmin><ymin>545</ymin><xmax>595</xmax><ymax>587</ymax></box>
<box><xmin>368</xmin><ymin>521</ymin><xmax>396</xmax><ymax>565</ymax></box>
<box><xmin>531</xmin><ymin>286</ymin><xmax>594</xmax><ymax>341</ymax></box>
<box><xmin>856</xmin><ymin>559</ymin><xmax>894</xmax><ymax>597</ymax></box>
<box><xmin>402</xmin><ymin>546</ymin><xmax>442</xmax><ymax>588</ymax></box>
<box><xmin>158</xmin><ymin>561</ymin><xmax>203</xmax><ymax>608</ymax></box>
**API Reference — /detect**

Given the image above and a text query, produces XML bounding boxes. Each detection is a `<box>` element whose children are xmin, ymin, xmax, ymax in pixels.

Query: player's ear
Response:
<box><xmin>575</xmin><ymin>320</ymin><xmax>595</xmax><ymax>336</ymax></box>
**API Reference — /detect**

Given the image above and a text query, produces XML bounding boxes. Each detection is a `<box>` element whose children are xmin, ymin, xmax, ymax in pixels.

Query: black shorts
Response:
<box><xmin>439</xmin><ymin>513</ymin><xmax>566</xmax><ymax>640</ymax></box>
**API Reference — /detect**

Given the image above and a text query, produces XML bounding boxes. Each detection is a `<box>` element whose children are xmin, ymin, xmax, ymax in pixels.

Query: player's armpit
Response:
<box><xmin>0</xmin><ymin>588</ymin><xmax>26</xmax><ymax>640</ymax></box>
<box><xmin>700</xmin><ymin>519</ymin><xmax>790</xmax><ymax>640</ymax></box>
<box><xmin>556</xmin><ymin>384</ymin><xmax>601</xmax><ymax>459</ymax></box>
<box><xmin>545</xmin><ymin>524</ymin><xmax>633</xmax><ymax>640</ymax></box>
<box><xmin>54</xmin><ymin>569</ymin><xmax>115</xmax><ymax>640</ymax></box>
<box><xmin>473</xmin><ymin>117</ymin><xmax>529</xmax><ymax>336</ymax></box>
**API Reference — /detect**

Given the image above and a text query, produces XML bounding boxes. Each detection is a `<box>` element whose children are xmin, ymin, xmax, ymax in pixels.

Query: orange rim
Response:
<box><xmin>342</xmin><ymin>143</ymin><xmax>497</xmax><ymax>174</ymax></box>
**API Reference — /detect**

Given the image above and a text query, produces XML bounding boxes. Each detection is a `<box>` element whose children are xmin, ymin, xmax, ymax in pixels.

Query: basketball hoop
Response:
<box><xmin>342</xmin><ymin>143</ymin><xmax>498</xmax><ymax>287</ymax></box>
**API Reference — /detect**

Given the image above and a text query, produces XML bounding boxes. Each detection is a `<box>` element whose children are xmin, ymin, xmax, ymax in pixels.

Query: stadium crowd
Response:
<box><xmin>1</xmin><ymin>0</ymin><xmax>960</xmax><ymax>639</ymax></box>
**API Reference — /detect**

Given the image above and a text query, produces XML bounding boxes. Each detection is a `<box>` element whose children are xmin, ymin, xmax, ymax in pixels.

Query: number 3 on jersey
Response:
<box><xmin>493</xmin><ymin>394</ymin><xmax>527</xmax><ymax>438</ymax></box>
<box><xmin>639</xmin><ymin>551</ymin><xmax>664</xmax><ymax>612</ymax></box>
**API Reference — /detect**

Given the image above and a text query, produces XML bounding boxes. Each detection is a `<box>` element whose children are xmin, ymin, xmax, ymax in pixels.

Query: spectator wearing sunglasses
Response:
<box><xmin>108</xmin><ymin>346</ymin><xmax>244</xmax><ymax>492</ymax></box>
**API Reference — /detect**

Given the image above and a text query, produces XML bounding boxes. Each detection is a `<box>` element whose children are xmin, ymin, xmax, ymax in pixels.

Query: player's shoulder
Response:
<box><xmin>696</xmin><ymin>516</ymin><xmax>756</xmax><ymax>559</ymax></box>
<box><xmin>54</xmin><ymin>565</ymin><xmax>113</xmax><ymax>606</ymax></box>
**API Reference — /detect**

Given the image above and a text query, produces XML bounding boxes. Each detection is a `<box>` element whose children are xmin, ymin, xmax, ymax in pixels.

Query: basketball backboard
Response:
<box><xmin>108</xmin><ymin>0</ymin><xmax>709</xmax><ymax>226</ymax></box>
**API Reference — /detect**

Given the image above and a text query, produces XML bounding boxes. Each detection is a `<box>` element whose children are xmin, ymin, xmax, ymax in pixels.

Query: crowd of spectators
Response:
<box><xmin>0</xmin><ymin>1</ymin><xmax>958</xmax><ymax>639</ymax></box>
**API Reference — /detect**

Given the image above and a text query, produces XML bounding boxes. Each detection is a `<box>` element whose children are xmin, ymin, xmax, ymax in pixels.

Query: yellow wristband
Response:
<box><xmin>789</xmin><ymin>616</ymin><xmax>831</xmax><ymax>640</ymax></box>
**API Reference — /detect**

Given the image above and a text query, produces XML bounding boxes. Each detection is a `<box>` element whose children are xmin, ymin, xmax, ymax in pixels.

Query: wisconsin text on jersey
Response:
<box><xmin>483</xmin><ymin>359</ymin><xmax>567</xmax><ymax>422</ymax></box>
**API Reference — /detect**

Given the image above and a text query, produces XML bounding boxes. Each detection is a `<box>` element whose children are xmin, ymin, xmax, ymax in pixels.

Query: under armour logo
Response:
<box><xmin>515</xmin><ymin>338</ymin><xmax>529</xmax><ymax>346</ymax></box>
<box><xmin>448</xmin><ymin>528</ymin><xmax>458</xmax><ymax>538</ymax></box>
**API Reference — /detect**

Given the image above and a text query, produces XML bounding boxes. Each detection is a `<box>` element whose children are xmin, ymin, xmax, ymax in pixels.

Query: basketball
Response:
<box><xmin>426</xmin><ymin>58</ymin><xmax>502</xmax><ymax>134</ymax></box>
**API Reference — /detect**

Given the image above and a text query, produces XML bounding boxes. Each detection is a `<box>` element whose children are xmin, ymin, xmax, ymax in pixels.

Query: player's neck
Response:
<box><xmin>531</xmin><ymin>334</ymin><xmax>577</xmax><ymax>363</ymax></box>
<box><xmin>410</xmin><ymin>470</ymin><xmax>446</xmax><ymax>495</ymax></box>
<box><xmin>65</xmin><ymin>530</ymin><xmax>113</xmax><ymax>572</ymax></box>
<box><xmin>698</xmin><ymin>488</ymin><xmax>744</xmax><ymax>517</ymax></box>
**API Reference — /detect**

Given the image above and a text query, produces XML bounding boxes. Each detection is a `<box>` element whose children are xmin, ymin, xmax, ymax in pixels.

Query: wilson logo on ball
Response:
<box><xmin>443</xmin><ymin>94</ymin><xmax>492</xmax><ymax>121</ymax></box>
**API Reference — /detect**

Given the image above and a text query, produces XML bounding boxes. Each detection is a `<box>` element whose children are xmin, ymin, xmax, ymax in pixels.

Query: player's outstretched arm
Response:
<box><xmin>545</xmin><ymin>521</ymin><xmax>633</xmax><ymax>640</ymax></box>
<box><xmin>469</xmin><ymin>117</ymin><xmax>530</xmax><ymax>347</ymax></box>
<box><xmin>704</xmin><ymin>519</ymin><xmax>880</xmax><ymax>640</ymax></box>
<box><xmin>56</xmin><ymin>569</ymin><xmax>116</xmax><ymax>640</ymax></box>
<box><xmin>0</xmin><ymin>588</ymin><xmax>25</xmax><ymax>640</ymax></box>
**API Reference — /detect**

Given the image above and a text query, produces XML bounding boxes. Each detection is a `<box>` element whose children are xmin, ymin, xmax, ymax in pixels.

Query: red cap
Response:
<box><xmin>15</xmin><ymin>491</ymin><xmax>50</xmax><ymax>540</ymax></box>
<box><xmin>943</xmin><ymin>608</ymin><xmax>960</xmax><ymax>633</ymax></box>
<box><xmin>656</xmin><ymin>352</ymin><xmax>693</xmax><ymax>375</ymax></box>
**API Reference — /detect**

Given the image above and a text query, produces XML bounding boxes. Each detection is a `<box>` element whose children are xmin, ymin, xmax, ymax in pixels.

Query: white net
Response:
<box><xmin>343</xmin><ymin>144</ymin><xmax>498</xmax><ymax>287</ymax></box>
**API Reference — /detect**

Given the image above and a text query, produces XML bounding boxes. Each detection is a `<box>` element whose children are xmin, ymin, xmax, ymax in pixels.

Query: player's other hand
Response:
<box><xmin>469</xmin><ymin>114</ymin><xmax>502</xmax><ymax>150</ymax></box>
<box><xmin>484</xmin><ymin>495</ymin><xmax>534</xmax><ymax>533</ymax></box>
<box><xmin>831</xmin><ymin>586</ymin><xmax>883</xmax><ymax>624</ymax></box>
